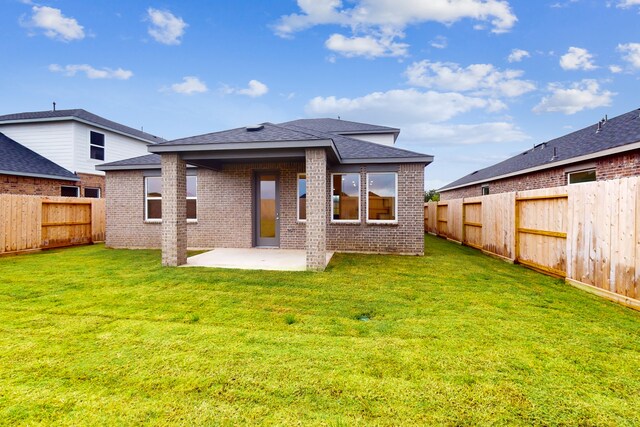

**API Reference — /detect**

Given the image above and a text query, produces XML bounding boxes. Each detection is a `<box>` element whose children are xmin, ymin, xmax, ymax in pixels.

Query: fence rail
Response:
<box><xmin>425</xmin><ymin>176</ymin><xmax>640</xmax><ymax>310</ymax></box>
<box><xmin>0</xmin><ymin>194</ymin><xmax>105</xmax><ymax>255</ymax></box>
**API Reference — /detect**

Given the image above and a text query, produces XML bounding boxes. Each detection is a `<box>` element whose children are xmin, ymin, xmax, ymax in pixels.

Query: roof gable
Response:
<box><xmin>0</xmin><ymin>132</ymin><xmax>78</xmax><ymax>181</ymax></box>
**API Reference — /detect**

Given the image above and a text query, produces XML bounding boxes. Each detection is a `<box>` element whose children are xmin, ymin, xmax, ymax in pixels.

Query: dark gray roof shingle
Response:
<box><xmin>278</xmin><ymin>123</ymin><xmax>425</xmax><ymax>160</ymax></box>
<box><xmin>0</xmin><ymin>132</ymin><xmax>78</xmax><ymax>180</ymax></box>
<box><xmin>0</xmin><ymin>109</ymin><xmax>165</xmax><ymax>143</ymax></box>
<box><xmin>440</xmin><ymin>108</ymin><xmax>640</xmax><ymax>191</ymax></box>
<box><xmin>278</xmin><ymin>118</ymin><xmax>399</xmax><ymax>134</ymax></box>
<box><xmin>158</xmin><ymin>123</ymin><xmax>325</xmax><ymax>146</ymax></box>
<box><xmin>101</xmin><ymin>118</ymin><xmax>432</xmax><ymax>169</ymax></box>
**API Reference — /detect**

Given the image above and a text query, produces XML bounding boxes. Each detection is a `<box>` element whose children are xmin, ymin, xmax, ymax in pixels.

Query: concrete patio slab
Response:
<box><xmin>182</xmin><ymin>248</ymin><xmax>334</xmax><ymax>271</ymax></box>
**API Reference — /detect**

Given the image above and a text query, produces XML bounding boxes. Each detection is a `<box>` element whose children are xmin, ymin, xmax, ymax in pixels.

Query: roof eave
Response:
<box><xmin>0</xmin><ymin>169</ymin><xmax>79</xmax><ymax>181</ymax></box>
<box><xmin>148</xmin><ymin>139</ymin><xmax>342</xmax><ymax>162</ymax></box>
<box><xmin>341</xmin><ymin>155</ymin><xmax>433</xmax><ymax>165</ymax></box>
<box><xmin>439</xmin><ymin>140</ymin><xmax>640</xmax><ymax>192</ymax></box>
<box><xmin>95</xmin><ymin>164</ymin><xmax>163</xmax><ymax>171</ymax></box>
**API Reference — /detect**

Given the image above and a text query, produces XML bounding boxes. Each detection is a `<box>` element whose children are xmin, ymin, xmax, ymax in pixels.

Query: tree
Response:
<box><xmin>424</xmin><ymin>189</ymin><xmax>440</xmax><ymax>202</ymax></box>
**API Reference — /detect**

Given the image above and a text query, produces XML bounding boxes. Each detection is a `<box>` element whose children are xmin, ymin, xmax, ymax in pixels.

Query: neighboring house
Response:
<box><xmin>0</xmin><ymin>108</ymin><xmax>164</xmax><ymax>198</ymax></box>
<box><xmin>97</xmin><ymin>119</ymin><xmax>433</xmax><ymax>270</ymax></box>
<box><xmin>0</xmin><ymin>132</ymin><xmax>80</xmax><ymax>196</ymax></box>
<box><xmin>439</xmin><ymin>108</ymin><xmax>640</xmax><ymax>199</ymax></box>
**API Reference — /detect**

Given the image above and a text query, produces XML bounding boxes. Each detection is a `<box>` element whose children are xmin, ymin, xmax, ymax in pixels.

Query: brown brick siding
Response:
<box><xmin>441</xmin><ymin>149</ymin><xmax>640</xmax><ymax>199</ymax></box>
<box><xmin>0</xmin><ymin>174</ymin><xmax>77</xmax><ymax>196</ymax></box>
<box><xmin>105</xmin><ymin>160</ymin><xmax>425</xmax><ymax>255</ymax></box>
<box><xmin>0</xmin><ymin>172</ymin><xmax>105</xmax><ymax>197</ymax></box>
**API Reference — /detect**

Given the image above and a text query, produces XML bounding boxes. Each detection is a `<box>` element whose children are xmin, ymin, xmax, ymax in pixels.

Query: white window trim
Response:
<box><xmin>567</xmin><ymin>168</ymin><xmax>596</xmax><ymax>185</ymax></box>
<box><xmin>297</xmin><ymin>173</ymin><xmax>306</xmax><ymax>223</ymax></box>
<box><xmin>61</xmin><ymin>185</ymin><xmax>80</xmax><ymax>197</ymax></box>
<box><xmin>330</xmin><ymin>172</ymin><xmax>361</xmax><ymax>223</ymax></box>
<box><xmin>84</xmin><ymin>187</ymin><xmax>101</xmax><ymax>198</ymax></box>
<box><xmin>481</xmin><ymin>185</ymin><xmax>489</xmax><ymax>196</ymax></box>
<box><xmin>187</xmin><ymin>176</ymin><xmax>198</xmax><ymax>223</ymax></box>
<box><xmin>145</xmin><ymin>177</ymin><xmax>162</xmax><ymax>222</ymax></box>
<box><xmin>89</xmin><ymin>130</ymin><xmax>105</xmax><ymax>161</ymax></box>
<box><xmin>145</xmin><ymin>176</ymin><xmax>198</xmax><ymax>222</ymax></box>
<box><xmin>366</xmin><ymin>172</ymin><xmax>398</xmax><ymax>224</ymax></box>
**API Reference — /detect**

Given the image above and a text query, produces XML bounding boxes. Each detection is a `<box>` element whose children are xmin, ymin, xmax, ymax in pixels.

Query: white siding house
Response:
<box><xmin>0</xmin><ymin>109</ymin><xmax>164</xmax><ymax>197</ymax></box>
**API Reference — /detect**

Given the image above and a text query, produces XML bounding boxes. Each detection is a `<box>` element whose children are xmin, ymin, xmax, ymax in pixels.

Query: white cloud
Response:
<box><xmin>617</xmin><ymin>0</ymin><xmax>640</xmax><ymax>8</ymax></box>
<box><xmin>559</xmin><ymin>47</ymin><xmax>597</xmax><ymax>70</ymax></box>
<box><xmin>533</xmin><ymin>79</ymin><xmax>614</xmax><ymax>115</ymax></box>
<box><xmin>169</xmin><ymin>76</ymin><xmax>208</xmax><ymax>95</ymax></box>
<box><xmin>24</xmin><ymin>6</ymin><xmax>84</xmax><ymax>41</ymax></box>
<box><xmin>507</xmin><ymin>48</ymin><xmax>530</xmax><ymax>63</ymax></box>
<box><xmin>223</xmin><ymin>80</ymin><xmax>269</xmax><ymax>97</ymax></box>
<box><xmin>306</xmin><ymin>88</ymin><xmax>505</xmax><ymax>125</ymax></box>
<box><xmin>49</xmin><ymin>64</ymin><xmax>132</xmax><ymax>80</ymax></box>
<box><xmin>275</xmin><ymin>0</ymin><xmax>517</xmax><ymax>36</ymax></box>
<box><xmin>275</xmin><ymin>0</ymin><xmax>516</xmax><ymax>58</ymax></box>
<box><xmin>403</xmin><ymin>122</ymin><xmax>530</xmax><ymax>145</ymax></box>
<box><xmin>147</xmin><ymin>8</ymin><xmax>187</xmax><ymax>45</ymax></box>
<box><xmin>430</xmin><ymin>35</ymin><xmax>448</xmax><ymax>49</ymax></box>
<box><xmin>325</xmin><ymin>32</ymin><xmax>408</xmax><ymax>58</ymax></box>
<box><xmin>609</xmin><ymin>65</ymin><xmax>623</xmax><ymax>73</ymax></box>
<box><xmin>617</xmin><ymin>43</ymin><xmax>640</xmax><ymax>68</ymax></box>
<box><xmin>405</xmin><ymin>60</ymin><xmax>535</xmax><ymax>98</ymax></box>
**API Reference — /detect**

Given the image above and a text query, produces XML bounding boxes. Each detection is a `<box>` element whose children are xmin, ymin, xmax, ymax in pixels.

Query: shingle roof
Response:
<box><xmin>158</xmin><ymin>123</ymin><xmax>325</xmax><ymax>146</ymax></box>
<box><xmin>278</xmin><ymin>118</ymin><xmax>399</xmax><ymax>134</ymax></box>
<box><xmin>100</xmin><ymin>119</ymin><xmax>432</xmax><ymax>169</ymax></box>
<box><xmin>440</xmin><ymin>108</ymin><xmax>640</xmax><ymax>191</ymax></box>
<box><xmin>0</xmin><ymin>132</ymin><xmax>78</xmax><ymax>181</ymax></box>
<box><xmin>278</xmin><ymin>123</ymin><xmax>425</xmax><ymax>160</ymax></box>
<box><xmin>0</xmin><ymin>109</ymin><xmax>165</xmax><ymax>143</ymax></box>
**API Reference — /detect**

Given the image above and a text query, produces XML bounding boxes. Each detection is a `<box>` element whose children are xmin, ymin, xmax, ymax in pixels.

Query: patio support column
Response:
<box><xmin>161</xmin><ymin>153</ymin><xmax>187</xmax><ymax>266</ymax></box>
<box><xmin>305</xmin><ymin>148</ymin><xmax>327</xmax><ymax>271</ymax></box>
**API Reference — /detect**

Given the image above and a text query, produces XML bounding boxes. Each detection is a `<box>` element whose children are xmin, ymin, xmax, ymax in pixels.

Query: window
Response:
<box><xmin>367</xmin><ymin>173</ymin><xmax>397</xmax><ymax>223</ymax></box>
<box><xmin>61</xmin><ymin>185</ymin><xmax>80</xmax><ymax>197</ymax></box>
<box><xmin>481</xmin><ymin>185</ymin><xmax>490</xmax><ymax>195</ymax></box>
<box><xmin>568</xmin><ymin>169</ymin><xmax>596</xmax><ymax>184</ymax></box>
<box><xmin>84</xmin><ymin>187</ymin><xmax>101</xmax><ymax>198</ymax></box>
<box><xmin>145</xmin><ymin>176</ymin><xmax>197</xmax><ymax>221</ymax></box>
<box><xmin>297</xmin><ymin>173</ymin><xmax>306</xmax><ymax>221</ymax></box>
<box><xmin>90</xmin><ymin>131</ymin><xmax>105</xmax><ymax>161</ymax></box>
<box><xmin>331</xmin><ymin>173</ymin><xmax>360</xmax><ymax>222</ymax></box>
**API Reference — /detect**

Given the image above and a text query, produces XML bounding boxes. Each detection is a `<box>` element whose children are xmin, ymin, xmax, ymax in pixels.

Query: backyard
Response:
<box><xmin>0</xmin><ymin>235</ymin><xmax>639</xmax><ymax>425</ymax></box>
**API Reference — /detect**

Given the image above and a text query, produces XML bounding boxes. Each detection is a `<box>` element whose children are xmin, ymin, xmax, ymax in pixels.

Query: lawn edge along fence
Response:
<box><xmin>0</xmin><ymin>194</ymin><xmax>105</xmax><ymax>255</ymax></box>
<box><xmin>425</xmin><ymin>176</ymin><xmax>640</xmax><ymax>311</ymax></box>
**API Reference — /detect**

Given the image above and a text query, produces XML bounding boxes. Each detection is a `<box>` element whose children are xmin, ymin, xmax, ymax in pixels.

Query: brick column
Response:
<box><xmin>161</xmin><ymin>153</ymin><xmax>187</xmax><ymax>266</ymax></box>
<box><xmin>305</xmin><ymin>148</ymin><xmax>327</xmax><ymax>271</ymax></box>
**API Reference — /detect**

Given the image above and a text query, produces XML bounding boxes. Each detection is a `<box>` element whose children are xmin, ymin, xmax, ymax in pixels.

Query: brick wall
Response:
<box><xmin>441</xmin><ymin>149</ymin><xmax>640</xmax><ymax>200</ymax></box>
<box><xmin>0</xmin><ymin>174</ymin><xmax>77</xmax><ymax>196</ymax></box>
<box><xmin>76</xmin><ymin>173</ymin><xmax>106</xmax><ymax>197</ymax></box>
<box><xmin>105</xmin><ymin>160</ymin><xmax>425</xmax><ymax>255</ymax></box>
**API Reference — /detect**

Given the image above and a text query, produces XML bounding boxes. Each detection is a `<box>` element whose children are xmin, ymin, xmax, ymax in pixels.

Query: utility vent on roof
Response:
<box><xmin>246</xmin><ymin>124</ymin><xmax>264</xmax><ymax>132</ymax></box>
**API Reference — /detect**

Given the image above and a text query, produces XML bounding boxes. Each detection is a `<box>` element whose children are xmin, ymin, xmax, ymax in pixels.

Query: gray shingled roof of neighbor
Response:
<box><xmin>142</xmin><ymin>121</ymin><xmax>431</xmax><ymax>164</ymax></box>
<box><xmin>0</xmin><ymin>132</ymin><xmax>79</xmax><ymax>181</ymax></box>
<box><xmin>0</xmin><ymin>109</ymin><xmax>165</xmax><ymax>144</ymax></box>
<box><xmin>440</xmin><ymin>108</ymin><xmax>640</xmax><ymax>191</ymax></box>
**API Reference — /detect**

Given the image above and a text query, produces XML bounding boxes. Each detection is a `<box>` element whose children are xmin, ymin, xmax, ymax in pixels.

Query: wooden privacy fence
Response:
<box><xmin>425</xmin><ymin>176</ymin><xmax>640</xmax><ymax>310</ymax></box>
<box><xmin>0</xmin><ymin>194</ymin><xmax>105</xmax><ymax>255</ymax></box>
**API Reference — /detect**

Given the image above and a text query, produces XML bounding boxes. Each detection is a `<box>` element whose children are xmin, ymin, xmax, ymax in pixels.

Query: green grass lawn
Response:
<box><xmin>0</xmin><ymin>235</ymin><xmax>639</xmax><ymax>426</ymax></box>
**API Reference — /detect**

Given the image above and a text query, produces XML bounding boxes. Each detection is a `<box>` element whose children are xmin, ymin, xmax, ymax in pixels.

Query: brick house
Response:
<box><xmin>439</xmin><ymin>108</ymin><xmax>640</xmax><ymax>199</ymax></box>
<box><xmin>0</xmin><ymin>132</ymin><xmax>80</xmax><ymax>195</ymax></box>
<box><xmin>0</xmin><ymin>108</ymin><xmax>164</xmax><ymax>198</ymax></box>
<box><xmin>97</xmin><ymin>119</ymin><xmax>433</xmax><ymax>270</ymax></box>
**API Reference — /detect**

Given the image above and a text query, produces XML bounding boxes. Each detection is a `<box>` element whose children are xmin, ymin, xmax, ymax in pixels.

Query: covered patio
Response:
<box><xmin>183</xmin><ymin>248</ymin><xmax>335</xmax><ymax>271</ymax></box>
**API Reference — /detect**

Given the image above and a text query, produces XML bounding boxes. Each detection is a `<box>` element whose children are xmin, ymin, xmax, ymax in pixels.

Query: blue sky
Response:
<box><xmin>1</xmin><ymin>0</ymin><xmax>639</xmax><ymax>190</ymax></box>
